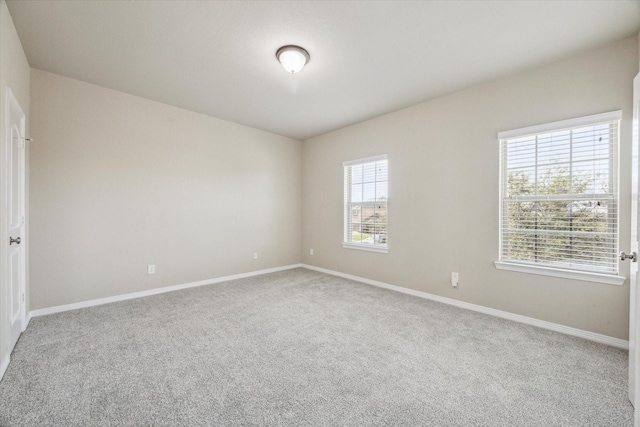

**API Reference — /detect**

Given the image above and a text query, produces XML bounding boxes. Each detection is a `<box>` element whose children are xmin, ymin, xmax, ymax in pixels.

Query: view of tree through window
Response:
<box><xmin>344</xmin><ymin>157</ymin><xmax>388</xmax><ymax>250</ymax></box>
<box><xmin>501</xmin><ymin>118</ymin><xmax>619</xmax><ymax>273</ymax></box>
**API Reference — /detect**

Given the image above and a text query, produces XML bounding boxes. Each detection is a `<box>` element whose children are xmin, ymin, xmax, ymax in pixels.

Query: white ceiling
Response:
<box><xmin>6</xmin><ymin>1</ymin><xmax>640</xmax><ymax>140</ymax></box>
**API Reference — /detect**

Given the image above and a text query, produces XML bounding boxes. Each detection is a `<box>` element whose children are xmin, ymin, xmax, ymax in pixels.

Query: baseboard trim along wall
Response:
<box><xmin>0</xmin><ymin>354</ymin><xmax>9</xmax><ymax>381</ymax></box>
<box><xmin>28</xmin><ymin>262</ymin><xmax>628</xmax><ymax>350</ymax></box>
<box><xmin>301</xmin><ymin>264</ymin><xmax>629</xmax><ymax>350</ymax></box>
<box><xmin>29</xmin><ymin>264</ymin><xmax>303</xmax><ymax>318</ymax></box>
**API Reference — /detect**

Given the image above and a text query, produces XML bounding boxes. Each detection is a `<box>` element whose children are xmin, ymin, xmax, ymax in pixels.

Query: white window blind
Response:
<box><xmin>499</xmin><ymin>111</ymin><xmax>620</xmax><ymax>275</ymax></box>
<box><xmin>343</xmin><ymin>156</ymin><xmax>388</xmax><ymax>252</ymax></box>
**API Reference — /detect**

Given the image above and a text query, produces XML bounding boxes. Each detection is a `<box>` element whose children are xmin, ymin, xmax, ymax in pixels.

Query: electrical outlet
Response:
<box><xmin>148</xmin><ymin>264</ymin><xmax>156</xmax><ymax>275</ymax></box>
<box><xmin>310</xmin><ymin>248</ymin><xmax>314</xmax><ymax>256</ymax></box>
<box><xmin>451</xmin><ymin>272</ymin><xmax>459</xmax><ymax>287</ymax></box>
<box><xmin>253</xmin><ymin>252</ymin><xmax>258</xmax><ymax>260</ymax></box>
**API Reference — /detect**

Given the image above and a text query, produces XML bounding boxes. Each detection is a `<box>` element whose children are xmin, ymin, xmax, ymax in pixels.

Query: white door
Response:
<box><xmin>630</xmin><ymin>72</ymin><xmax>640</xmax><ymax>425</ymax></box>
<box><xmin>6</xmin><ymin>88</ymin><xmax>26</xmax><ymax>353</ymax></box>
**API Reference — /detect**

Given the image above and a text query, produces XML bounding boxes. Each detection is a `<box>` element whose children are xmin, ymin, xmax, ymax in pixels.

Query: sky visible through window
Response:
<box><xmin>506</xmin><ymin>124</ymin><xmax>611</xmax><ymax>197</ymax></box>
<box><xmin>350</xmin><ymin>160</ymin><xmax>388</xmax><ymax>203</ymax></box>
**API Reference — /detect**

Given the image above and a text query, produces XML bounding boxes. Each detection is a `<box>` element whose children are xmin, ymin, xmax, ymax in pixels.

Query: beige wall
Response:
<box><xmin>0</xmin><ymin>0</ymin><xmax>30</xmax><ymax>372</ymax></box>
<box><xmin>29</xmin><ymin>69</ymin><xmax>301</xmax><ymax>309</ymax></box>
<box><xmin>302</xmin><ymin>36</ymin><xmax>639</xmax><ymax>340</ymax></box>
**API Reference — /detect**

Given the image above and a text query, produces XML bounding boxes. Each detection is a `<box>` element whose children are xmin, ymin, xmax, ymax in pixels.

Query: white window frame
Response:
<box><xmin>495</xmin><ymin>111</ymin><xmax>625</xmax><ymax>286</ymax></box>
<box><xmin>343</xmin><ymin>155</ymin><xmax>388</xmax><ymax>253</ymax></box>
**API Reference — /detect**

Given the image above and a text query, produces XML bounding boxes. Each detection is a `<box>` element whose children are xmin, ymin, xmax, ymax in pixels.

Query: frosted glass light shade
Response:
<box><xmin>276</xmin><ymin>45</ymin><xmax>310</xmax><ymax>74</ymax></box>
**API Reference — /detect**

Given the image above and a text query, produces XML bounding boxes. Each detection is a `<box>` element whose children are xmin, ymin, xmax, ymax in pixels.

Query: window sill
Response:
<box><xmin>342</xmin><ymin>243</ymin><xmax>388</xmax><ymax>253</ymax></box>
<box><xmin>494</xmin><ymin>261</ymin><xmax>626</xmax><ymax>286</ymax></box>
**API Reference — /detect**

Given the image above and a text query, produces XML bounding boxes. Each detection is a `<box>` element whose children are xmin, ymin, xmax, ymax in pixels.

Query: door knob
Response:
<box><xmin>620</xmin><ymin>251</ymin><xmax>637</xmax><ymax>262</ymax></box>
<box><xmin>9</xmin><ymin>236</ymin><xmax>20</xmax><ymax>245</ymax></box>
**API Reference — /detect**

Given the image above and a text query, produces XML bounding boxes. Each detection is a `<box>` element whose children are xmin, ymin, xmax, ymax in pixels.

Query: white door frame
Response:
<box><xmin>630</xmin><ymin>72</ymin><xmax>640</xmax><ymax>426</ymax></box>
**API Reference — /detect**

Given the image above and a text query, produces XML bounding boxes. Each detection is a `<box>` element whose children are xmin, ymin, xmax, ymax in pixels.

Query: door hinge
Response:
<box><xmin>22</xmin><ymin>293</ymin><xmax>25</xmax><ymax>303</ymax></box>
<box><xmin>21</xmin><ymin>215</ymin><xmax>25</xmax><ymax>226</ymax></box>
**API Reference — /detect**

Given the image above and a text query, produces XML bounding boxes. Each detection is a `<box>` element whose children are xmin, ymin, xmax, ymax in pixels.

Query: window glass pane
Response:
<box><xmin>507</xmin><ymin>201</ymin><xmax>536</xmax><ymax>229</ymax></box>
<box><xmin>376</xmin><ymin>182</ymin><xmax>388</xmax><ymax>200</ymax></box>
<box><xmin>507</xmin><ymin>168</ymin><xmax>535</xmax><ymax>197</ymax></box>
<box><xmin>572</xmin><ymin>159</ymin><xmax>609</xmax><ymax>194</ymax></box>
<box><xmin>503</xmin><ymin>232</ymin><xmax>536</xmax><ymax>261</ymax></box>
<box><xmin>536</xmin><ymin>233</ymin><xmax>568</xmax><ymax>264</ymax></box>
<box><xmin>376</xmin><ymin>160</ymin><xmax>388</xmax><ymax>181</ymax></box>
<box><xmin>573</xmin><ymin>125</ymin><xmax>610</xmax><ymax>162</ymax></box>
<box><xmin>536</xmin><ymin>201</ymin><xmax>570</xmax><ymax>231</ymax></box>
<box><xmin>359</xmin><ymin>204</ymin><xmax>376</xmax><ymax>245</ymax></box>
<box><xmin>374</xmin><ymin>203</ymin><xmax>388</xmax><ymax>244</ymax></box>
<box><xmin>351</xmin><ymin>164</ymin><xmax>363</xmax><ymax>184</ymax></box>
<box><xmin>363</xmin><ymin>162</ymin><xmax>376</xmax><ymax>183</ymax></box>
<box><xmin>363</xmin><ymin>183</ymin><xmax>375</xmax><ymax>201</ymax></box>
<box><xmin>506</xmin><ymin>136</ymin><xmax>535</xmax><ymax>168</ymax></box>
<box><xmin>350</xmin><ymin>204</ymin><xmax>362</xmax><ymax>242</ymax></box>
<box><xmin>351</xmin><ymin>184</ymin><xmax>362</xmax><ymax>203</ymax></box>
<box><xmin>536</xmin><ymin>165</ymin><xmax>570</xmax><ymax>195</ymax></box>
<box><xmin>537</xmin><ymin>131</ymin><xmax>570</xmax><ymax>166</ymax></box>
<box><xmin>351</xmin><ymin>205</ymin><xmax>361</xmax><ymax>226</ymax></box>
<box><xmin>570</xmin><ymin>200</ymin><xmax>610</xmax><ymax>233</ymax></box>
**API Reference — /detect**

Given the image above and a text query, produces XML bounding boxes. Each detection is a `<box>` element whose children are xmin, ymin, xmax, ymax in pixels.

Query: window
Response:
<box><xmin>343</xmin><ymin>155</ymin><xmax>388</xmax><ymax>253</ymax></box>
<box><xmin>496</xmin><ymin>111</ymin><xmax>623</xmax><ymax>285</ymax></box>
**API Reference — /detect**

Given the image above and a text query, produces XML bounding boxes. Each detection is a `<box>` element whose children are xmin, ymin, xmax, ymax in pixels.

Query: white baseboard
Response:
<box><xmin>0</xmin><ymin>354</ymin><xmax>9</xmax><ymax>382</ymax></box>
<box><xmin>27</xmin><ymin>262</ymin><xmax>628</xmax><ymax>350</ymax></box>
<box><xmin>30</xmin><ymin>264</ymin><xmax>303</xmax><ymax>318</ymax></box>
<box><xmin>302</xmin><ymin>264</ymin><xmax>629</xmax><ymax>350</ymax></box>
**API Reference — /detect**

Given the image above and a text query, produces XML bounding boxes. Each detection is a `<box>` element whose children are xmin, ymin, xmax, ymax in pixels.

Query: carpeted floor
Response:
<box><xmin>0</xmin><ymin>268</ymin><xmax>633</xmax><ymax>426</ymax></box>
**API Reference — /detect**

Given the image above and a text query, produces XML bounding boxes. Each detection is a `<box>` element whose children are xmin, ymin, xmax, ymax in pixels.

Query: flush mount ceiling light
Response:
<box><xmin>276</xmin><ymin>45</ymin><xmax>310</xmax><ymax>74</ymax></box>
